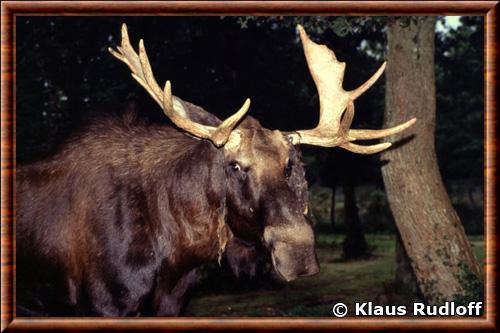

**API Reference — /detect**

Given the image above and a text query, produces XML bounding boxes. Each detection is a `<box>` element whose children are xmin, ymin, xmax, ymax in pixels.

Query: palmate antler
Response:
<box><xmin>109</xmin><ymin>24</ymin><xmax>250</xmax><ymax>147</ymax></box>
<box><xmin>286</xmin><ymin>25</ymin><xmax>416</xmax><ymax>154</ymax></box>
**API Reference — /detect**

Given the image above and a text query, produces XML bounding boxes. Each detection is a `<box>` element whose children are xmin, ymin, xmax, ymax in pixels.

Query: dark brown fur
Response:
<box><xmin>16</xmin><ymin>99</ymin><xmax>318</xmax><ymax>316</ymax></box>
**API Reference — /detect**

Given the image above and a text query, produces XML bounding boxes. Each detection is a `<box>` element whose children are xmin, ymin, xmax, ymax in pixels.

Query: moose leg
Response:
<box><xmin>152</xmin><ymin>267</ymin><xmax>204</xmax><ymax>316</ymax></box>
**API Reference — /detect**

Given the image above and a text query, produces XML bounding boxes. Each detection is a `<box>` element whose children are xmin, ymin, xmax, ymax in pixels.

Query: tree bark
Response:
<box><xmin>395</xmin><ymin>232</ymin><xmax>419</xmax><ymax>295</ymax></box>
<box><xmin>330</xmin><ymin>183</ymin><xmax>336</xmax><ymax>231</ymax></box>
<box><xmin>382</xmin><ymin>17</ymin><xmax>481</xmax><ymax>304</ymax></box>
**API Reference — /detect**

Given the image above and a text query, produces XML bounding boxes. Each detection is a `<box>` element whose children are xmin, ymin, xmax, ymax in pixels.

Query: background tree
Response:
<box><xmin>381</xmin><ymin>16</ymin><xmax>481</xmax><ymax>304</ymax></box>
<box><xmin>435</xmin><ymin>16</ymin><xmax>484</xmax><ymax>235</ymax></box>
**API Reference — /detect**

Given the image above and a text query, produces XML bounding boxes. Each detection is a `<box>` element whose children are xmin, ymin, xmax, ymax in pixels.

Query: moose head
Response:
<box><xmin>109</xmin><ymin>24</ymin><xmax>415</xmax><ymax>282</ymax></box>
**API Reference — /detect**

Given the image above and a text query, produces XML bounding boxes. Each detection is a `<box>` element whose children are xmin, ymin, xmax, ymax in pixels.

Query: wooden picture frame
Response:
<box><xmin>1</xmin><ymin>1</ymin><xmax>497</xmax><ymax>331</ymax></box>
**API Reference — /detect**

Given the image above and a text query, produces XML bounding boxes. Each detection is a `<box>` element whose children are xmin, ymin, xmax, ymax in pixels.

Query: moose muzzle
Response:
<box><xmin>264</xmin><ymin>223</ymin><xmax>319</xmax><ymax>282</ymax></box>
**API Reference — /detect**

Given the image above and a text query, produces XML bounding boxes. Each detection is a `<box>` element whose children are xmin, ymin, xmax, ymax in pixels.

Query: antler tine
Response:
<box><xmin>287</xmin><ymin>25</ymin><xmax>416</xmax><ymax>154</ymax></box>
<box><xmin>212</xmin><ymin>98</ymin><xmax>252</xmax><ymax>145</ymax></box>
<box><xmin>341</xmin><ymin>142</ymin><xmax>393</xmax><ymax>154</ymax></box>
<box><xmin>109</xmin><ymin>23</ymin><xmax>250</xmax><ymax>147</ymax></box>
<box><xmin>108</xmin><ymin>25</ymin><xmax>162</xmax><ymax>106</ymax></box>
<box><xmin>349</xmin><ymin>62</ymin><xmax>386</xmax><ymax>100</ymax></box>
<box><xmin>162</xmin><ymin>81</ymin><xmax>216</xmax><ymax>140</ymax></box>
<box><xmin>350</xmin><ymin>118</ymin><xmax>417</xmax><ymax>140</ymax></box>
<box><xmin>137</xmin><ymin>39</ymin><xmax>164</xmax><ymax>105</ymax></box>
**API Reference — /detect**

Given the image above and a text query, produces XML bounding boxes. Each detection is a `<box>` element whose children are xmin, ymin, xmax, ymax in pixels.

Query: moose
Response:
<box><xmin>16</xmin><ymin>24</ymin><xmax>415</xmax><ymax>316</ymax></box>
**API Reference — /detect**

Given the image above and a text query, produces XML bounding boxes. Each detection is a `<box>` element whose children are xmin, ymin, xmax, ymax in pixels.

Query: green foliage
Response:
<box><xmin>226</xmin><ymin>16</ymin><xmax>384</xmax><ymax>37</ymax></box>
<box><xmin>435</xmin><ymin>17</ymin><xmax>484</xmax><ymax>181</ymax></box>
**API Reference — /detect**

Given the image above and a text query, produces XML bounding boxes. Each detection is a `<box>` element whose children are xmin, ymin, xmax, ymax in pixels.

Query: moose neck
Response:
<box><xmin>149</xmin><ymin>130</ymin><xmax>229</xmax><ymax>271</ymax></box>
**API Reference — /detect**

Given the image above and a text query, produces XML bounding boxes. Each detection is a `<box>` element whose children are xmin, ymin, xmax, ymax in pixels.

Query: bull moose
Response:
<box><xmin>16</xmin><ymin>24</ymin><xmax>415</xmax><ymax>316</ymax></box>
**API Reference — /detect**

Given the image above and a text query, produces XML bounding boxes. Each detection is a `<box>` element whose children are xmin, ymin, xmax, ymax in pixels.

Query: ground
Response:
<box><xmin>185</xmin><ymin>234</ymin><xmax>485</xmax><ymax>317</ymax></box>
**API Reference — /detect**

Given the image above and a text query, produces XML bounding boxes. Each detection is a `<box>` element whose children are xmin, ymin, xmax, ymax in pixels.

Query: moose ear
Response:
<box><xmin>172</xmin><ymin>97</ymin><xmax>189</xmax><ymax>118</ymax></box>
<box><xmin>174</xmin><ymin>97</ymin><xmax>223</xmax><ymax>127</ymax></box>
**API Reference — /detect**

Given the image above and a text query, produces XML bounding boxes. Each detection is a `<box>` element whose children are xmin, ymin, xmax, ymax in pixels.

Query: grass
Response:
<box><xmin>184</xmin><ymin>184</ymin><xmax>484</xmax><ymax>317</ymax></box>
<box><xmin>185</xmin><ymin>234</ymin><xmax>485</xmax><ymax>317</ymax></box>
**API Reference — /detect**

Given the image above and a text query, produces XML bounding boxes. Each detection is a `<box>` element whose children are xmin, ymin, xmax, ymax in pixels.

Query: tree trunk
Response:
<box><xmin>395</xmin><ymin>232</ymin><xmax>419</xmax><ymax>296</ymax></box>
<box><xmin>330</xmin><ymin>183</ymin><xmax>336</xmax><ymax>231</ymax></box>
<box><xmin>382</xmin><ymin>17</ymin><xmax>481</xmax><ymax>304</ymax></box>
<box><xmin>342</xmin><ymin>182</ymin><xmax>369</xmax><ymax>259</ymax></box>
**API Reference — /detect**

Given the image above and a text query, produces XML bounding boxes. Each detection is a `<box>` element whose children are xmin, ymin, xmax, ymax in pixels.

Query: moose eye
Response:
<box><xmin>285</xmin><ymin>160</ymin><xmax>293</xmax><ymax>178</ymax></box>
<box><xmin>229</xmin><ymin>161</ymin><xmax>241</xmax><ymax>172</ymax></box>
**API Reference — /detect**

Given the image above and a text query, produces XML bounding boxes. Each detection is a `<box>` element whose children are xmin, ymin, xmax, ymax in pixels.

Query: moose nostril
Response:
<box><xmin>298</xmin><ymin>261</ymin><xmax>320</xmax><ymax>277</ymax></box>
